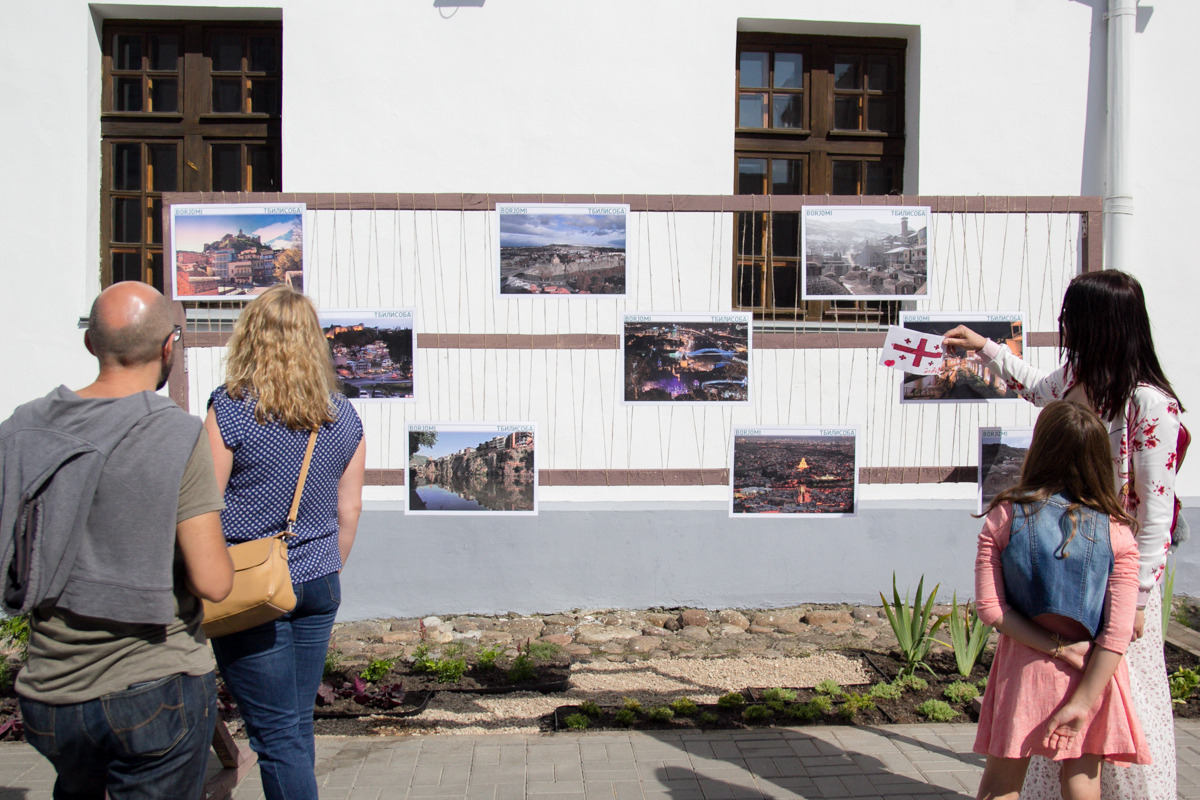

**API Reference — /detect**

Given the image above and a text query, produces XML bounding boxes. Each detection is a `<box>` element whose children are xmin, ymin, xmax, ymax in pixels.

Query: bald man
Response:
<box><xmin>0</xmin><ymin>282</ymin><xmax>233</xmax><ymax>800</ymax></box>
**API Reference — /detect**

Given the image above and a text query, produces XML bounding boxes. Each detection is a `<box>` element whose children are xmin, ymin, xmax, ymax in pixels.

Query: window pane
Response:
<box><xmin>772</xmin><ymin>214</ymin><xmax>800</xmax><ymax>258</ymax></box>
<box><xmin>771</xmin><ymin>159</ymin><xmax>802</xmax><ymax>194</ymax></box>
<box><xmin>112</xmin><ymin>143</ymin><xmax>141</xmax><ymax>191</ymax></box>
<box><xmin>148</xmin><ymin>198</ymin><xmax>164</xmax><ymax>244</ymax></box>
<box><xmin>831</xmin><ymin>162</ymin><xmax>860</xmax><ymax>195</ymax></box>
<box><xmin>737</xmin><ymin>158</ymin><xmax>767</xmax><ymax>195</ymax></box>
<box><xmin>249</xmin><ymin>79</ymin><xmax>279</xmax><ymax>114</ymax></box>
<box><xmin>248</xmin><ymin>145</ymin><xmax>280</xmax><ymax>191</ymax></box>
<box><xmin>867</xmin><ymin>55</ymin><xmax>897</xmax><ymax>91</ymax></box>
<box><xmin>833</xmin><ymin>96</ymin><xmax>861</xmax><ymax>129</ymax></box>
<box><xmin>148</xmin><ymin>34</ymin><xmax>179</xmax><ymax>70</ymax></box>
<box><xmin>866</xmin><ymin>97</ymin><xmax>896</xmax><ymax>131</ymax></box>
<box><xmin>833</xmin><ymin>58</ymin><xmax>860</xmax><ymax>90</ymax></box>
<box><xmin>736</xmin><ymin>213</ymin><xmax>766</xmax><ymax>257</ymax></box>
<box><xmin>112</xmin><ymin>198</ymin><xmax>141</xmax><ymax>242</ymax></box>
<box><xmin>736</xmin><ymin>261</ymin><xmax>764</xmax><ymax>307</ymax></box>
<box><xmin>147</xmin><ymin>144</ymin><xmax>177</xmax><ymax>191</ymax></box>
<box><xmin>114</xmin><ymin>77</ymin><xmax>143</xmax><ymax>111</ymax></box>
<box><xmin>112</xmin><ymin>251</ymin><xmax>142</xmax><ymax>283</ymax></box>
<box><xmin>211</xmin><ymin>144</ymin><xmax>242</xmax><ymax>191</ymax></box>
<box><xmin>773</xmin><ymin>53</ymin><xmax>802</xmax><ymax>88</ymax></box>
<box><xmin>211</xmin><ymin>35</ymin><xmax>243</xmax><ymax>71</ymax></box>
<box><xmin>248</xmin><ymin>36</ymin><xmax>279</xmax><ymax>72</ymax></box>
<box><xmin>739</xmin><ymin>51</ymin><xmax>768</xmax><ymax>88</ymax></box>
<box><xmin>148</xmin><ymin>252</ymin><xmax>164</xmax><ymax>292</ymax></box>
<box><xmin>772</xmin><ymin>265</ymin><xmax>801</xmax><ymax>307</ymax></box>
<box><xmin>113</xmin><ymin>34</ymin><xmax>142</xmax><ymax>71</ymax></box>
<box><xmin>772</xmin><ymin>95</ymin><xmax>803</xmax><ymax>128</ymax></box>
<box><xmin>148</xmin><ymin>78</ymin><xmax>178</xmax><ymax>112</ymax></box>
<box><xmin>212</xmin><ymin>78</ymin><xmax>243</xmax><ymax>112</ymax></box>
<box><xmin>865</xmin><ymin>161</ymin><xmax>897</xmax><ymax>195</ymax></box>
<box><xmin>738</xmin><ymin>93</ymin><xmax>767</xmax><ymax>128</ymax></box>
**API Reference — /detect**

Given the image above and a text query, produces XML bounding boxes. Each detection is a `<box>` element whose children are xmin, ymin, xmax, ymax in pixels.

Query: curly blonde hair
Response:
<box><xmin>223</xmin><ymin>285</ymin><xmax>338</xmax><ymax>429</ymax></box>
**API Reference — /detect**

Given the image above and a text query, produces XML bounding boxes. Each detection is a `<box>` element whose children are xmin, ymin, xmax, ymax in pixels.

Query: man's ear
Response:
<box><xmin>84</xmin><ymin>330</ymin><xmax>96</xmax><ymax>356</ymax></box>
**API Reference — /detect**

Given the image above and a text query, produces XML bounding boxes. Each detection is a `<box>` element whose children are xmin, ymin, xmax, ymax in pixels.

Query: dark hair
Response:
<box><xmin>984</xmin><ymin>401</ymin><xmax>1136</xmax><ymax>551</ymax></box>
<box><xmin>1059</xmin><ymin>270</ymin><xmax>1182</xmax><ymax>418</ymax></box>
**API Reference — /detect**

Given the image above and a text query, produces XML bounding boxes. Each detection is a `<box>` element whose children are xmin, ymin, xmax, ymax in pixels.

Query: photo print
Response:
<box><xmin>801</xmin><ymin>206</ymin><xmax>930</xmax><ymax>301</ymax></box>
<box><xmin>898</xmin><ymin>312</ymin><xmax>1026</xmax><ymax>404</ymax></box>
<box><xmin>406</xmin><ymin>423</ymin><xmax>537</xmax><ymax>515</ymax></box>
<box><xmin>979</xmin><ymin>427</ymin><xmax>1033</xmax><ymax>514</ymax></box>
<box><xmin>171</xmin><ymin>202</ymin><xmax>305</xmax><ymax>300</ymax></box>
<box><xmin>730</xmin><ymin>426</ymin><xmax>858</xmax><ymax>517</ymax></box>
<box><xmin>320</xmin><ymin>309</ymin><xmax>416</xmax><ymax>402</ymax></box>
<box><xmin>497</xmin><ymin>203</ymin><xmax>628</xmax><ymax>295</ymax></box>
<box><xmin>622</xmin><ymin>312</ymin><xmax>752</xmax><ymax>404</ymax></box>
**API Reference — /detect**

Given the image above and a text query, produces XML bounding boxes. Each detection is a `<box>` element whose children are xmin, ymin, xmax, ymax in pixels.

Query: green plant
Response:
<box><xmin>814</xmin><ymin>679</ymin><xmax>844</xmax><ymax>698</ymax></box>
<box><xmin>868</xmin><ymin>682</ymin><xmax>903</xmax><ymax>701</ymax></box>
<box><xmin>742</xmin><ymin>705</ymin><xmax>773</xmax><ymax>722</ymax></box>
<box><xmin>622</xmin><ymin>697</ymin><xmax>643</xmax><ymax>713</ymax></box>
<box><xmin>411</xmin><ymin>643</ymin><xmax>434</xmax><ymax>672</ymax></box>
<box><xmin>837</xmin><ymin>692</ymin><xmax>875</xmax><ymax>721</ymax></box>
<box><xmin>647</xmin><ymin>705</ymin><xmax>675</xmax><ymax>722</ymax></box>
<box><xmin>432</xmin><ymin>657</ymin><xmax>468</xmax><ymax>683</ymax></box>
<box><xmin>943</xmin><ymin>680</ymin><xmax>979</xmax><ymax>704</ymax></box>
<box><xmin>0</xmin><ymin>660</ymin><xmax>12</xmax><ymax>694</ymax></box>
<box><xmin>1169</xmin><ymin>667</ymin><xmax>1199</xmax><ymax>706</ymax></box>
<box><xmin>579</xmin><ymin>700</ymin><xmax>602</xmax><ymax>718</ymax></box>
<box><xmin>525</xmin><ymin>641</ymin><xmax>562</xmax><ymax>661</ymax></box>
<box><xmin>1163</xmin><ymin>555</ymin><xmax>1177</xmax><ymax>634</ymax></box>
<box><xmin>507</xmin><ymin>653</ymin><xmax>537</xmax><ymax>684</ymax></box>
<box><xmin>564</xmin><ymin>713</ymin><xmax>591</xmax><ymax>730</ymax></box>
<box><xmin>976</xmin><ymin>676</ymin><xmax>988</xmax><ymax>692</ymax></box>
<box><xmin>809</xmin><ymin>695</ymin><xmax>833</xmax><ymax>713</ymax></box>
<box><xmin>698</xmin><ymin>711</ymin><xmax>720</xmax><ymax>725</ymax></box>
<box><xmin>942</xmin><ymin>591</ymin><xmax>994</xmax><ymax>678</ymax></box>
<box><xmin>880</xmin><ymin>573</ymin><xmax>949</xmax><ymax>677</ymax></box>
<box><xmin>915</xmin><ymin>699</ymin><xmax>959</xmax><ymax>722</ymax></box>
<box><xmin>615</xmin><ymin>708</ymin><xmax>637</xmax><ymax>726</ymax></box>
<box><xmin>0</xmin><ymin>614</ymin><xmax>30</xmax><ymax>659</ymax></box>
<box><xmin>893</xmin><ymin>674</ymin><xmax>928</xmax><ymax>692</ymax></box>
<box><xmin>717</xmin><ymin>692</ymin><xmax>745</xmax><ymax>709</ymax></box>
<box><xmin>763</xmin><ymin>687</ymin><xmax>797</xmax><ymax>703</ymax></box>
<box><xmin>476</xmin><ymin>644</ymin><xmax>503</xmax><ymax>671</ymax></box>
<box><xmin>323</xmin><ymin>649</ymin><xmax>344</xmax><ymax>679</ymax></box>
<box><xmin>670</xmin><ymin>698</ymin><xmax>698</xmax><ymax>717</ymax></box>
<box><xmin>787</xmin><ymin>702</ymin><xmax>824</xmax><ymax>722</ymax></box>
<box><xmin>359</xmin><ymin>657</ymin><xmax>395</xmax><ymax>683</ymax></box>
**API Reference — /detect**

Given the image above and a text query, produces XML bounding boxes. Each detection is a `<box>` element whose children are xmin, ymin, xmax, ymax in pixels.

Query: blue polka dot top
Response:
<box><xmin>208</xmin><ymin>387</ymin><xmax>363</xmax><ymax>583</ymax></box>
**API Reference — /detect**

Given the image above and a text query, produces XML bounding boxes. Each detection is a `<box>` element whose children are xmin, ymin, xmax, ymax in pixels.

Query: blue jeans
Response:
<box><xmin>19</xmin><ymin>671</ymin><xmax>217</xmax><ymax>800</ymax></box>
<box><xmin>211</xmin><ymin>573</ymin><xmax>340</xmax><ymax>800</ymax></box>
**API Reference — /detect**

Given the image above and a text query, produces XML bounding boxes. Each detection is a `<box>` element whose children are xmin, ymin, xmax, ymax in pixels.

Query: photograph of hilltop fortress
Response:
<box><xmin>172</xmin><ymin>206</ymin><xmax>303</xmax><ymax>299</ymax></box>
<box><xmin>499</xmin><ymin>207</ymin><xmax>626</xmax><ymax>295</ymax></box>
<box><xmin>979</xmin><ymin>428</ymin><xmax>1033</xmax><ymax>511</ymax></box>
<box><xmin>802</xmin><ymin>207</ymin><xmax>928</xmax><ymax>300</ymax></box>
<box><xmin>322</xmin><ymin>312</ymin><xmax>414</xmax><ymax>400</ymax></box>
<box><xmin>408</xmin><ymin>427</ymin><xmax>536</xmax><ymax>513</ymax></box>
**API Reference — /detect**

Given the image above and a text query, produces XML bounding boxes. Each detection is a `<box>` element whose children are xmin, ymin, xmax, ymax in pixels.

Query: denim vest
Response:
<box><xmin>1000</xmin><ymin>494</ymin><xmax>1114</xmax><ymax>638</ymax></box>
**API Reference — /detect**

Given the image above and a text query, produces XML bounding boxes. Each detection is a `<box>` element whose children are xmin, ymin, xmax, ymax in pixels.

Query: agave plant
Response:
<box><xmin>942</xmin><ymin>591</ymin><xmax>994</xmax><ymax>678</ymax></box>
<box><xmin>879</xmin><ymin>573</ymin><xmax>947</xmax><ymax>677</ymax></box>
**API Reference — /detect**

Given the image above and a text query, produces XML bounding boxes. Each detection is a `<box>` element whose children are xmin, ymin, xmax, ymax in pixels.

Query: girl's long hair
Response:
<box><xmin>223</xmin><ymin>285</ymin><xmax>338</xmax><ymax>430</ymax></box>
<box><xmin>1059</xmin><ymin>270</ymin><xmax>1182</xmax><ymax>418</ymax></box>
<box><xmin>984</xmin><ymin>401</ymin><xmax>1136</xmax><ymax>551</ymax></box>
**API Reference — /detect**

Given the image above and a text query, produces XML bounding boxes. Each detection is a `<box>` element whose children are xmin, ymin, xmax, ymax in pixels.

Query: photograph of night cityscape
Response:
<box><xmin>899</xmin><ymin>313</ymin><xmax>1025</xmax><ymax>403</ymax></box>
<box><xmin>802</xmin><ymin>206</ymin><xmax>929</xmax><ymax>300</ymax></box>
<box><xmin>731</xmin><ymin>429</ymin><xmax>857</xmax><ymax>516</ymax></box>
<box><xmin>171</xmin><ymin>203</ymin><xmax>304</xmax><ymax>300</ymax></box>
<box><xmin>623</xmin><ymin>314</ymin><xmax>751</xmax><ymax>403</ymax></box>
<box><xmin>407</xmin><ymin>425</ymin><xmax>536</xmax><ymax>514</ymax></box>
<box><xmin>978</xmin><ymin>427</ymin><xmax>1032</xmax><ymax>512</ymax></box>
<box><xmin>498</xmin><ymin>204</ymin><xmax>627</xmax><ymax>295</ymax></box>
<box><xmin>321</xmin><ymin>310</ymin><xmax>415</xmax><ymax>400</ymax></box>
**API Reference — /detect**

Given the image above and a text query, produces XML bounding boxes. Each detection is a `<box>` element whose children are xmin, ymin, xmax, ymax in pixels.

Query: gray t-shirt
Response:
<box><xmin>17</xmin><ymin>432</ymin><xmax>224</xmax><ymax>704</ymax></box>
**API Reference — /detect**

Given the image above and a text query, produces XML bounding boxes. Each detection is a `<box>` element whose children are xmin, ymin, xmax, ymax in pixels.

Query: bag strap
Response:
<box><xmin>284</xmin><ymin>429</ymin><xmax>320</xmax><ymax>536</ymax></box>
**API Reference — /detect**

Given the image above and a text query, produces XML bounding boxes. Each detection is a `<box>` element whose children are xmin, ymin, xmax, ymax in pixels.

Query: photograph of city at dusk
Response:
<box><xmin>321</xmin><ymin>310</ymin><xmax>415</xmax><ymax>401</ymax></box>
<box><xmin>899</xmin><ymin>312</ymin><xmax>1025</xmax><ymax>404</ymax></box>
<box><xmin>731</xmin><ymin>427</ymin><xmax>858</xmax><ymax>517</ymax></box>
<box><xmin>622</xmin><ymin>313</ymin><xmax>751</xmax><ymax>403</ymax></box>
<box><xmin>498</xmin><ymin>203</ymin><xmax>627</xmax><ymax>295</ymax></box>
<box><xmin>978</xmin><ymin>427</ymin><xmax>1033</xmax><ymax>513</ymax></box>
<box><xmin>171</xmin><ymin>203</ymin><xmax>305</xmax><ymax>300</ymax></box>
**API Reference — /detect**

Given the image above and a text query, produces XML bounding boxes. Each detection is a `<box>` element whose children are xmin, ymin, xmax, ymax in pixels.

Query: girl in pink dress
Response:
<box><xmin>974</xmin><ymin>401</ymin><xmax>1149</xmax><ymax>800</ymax></box>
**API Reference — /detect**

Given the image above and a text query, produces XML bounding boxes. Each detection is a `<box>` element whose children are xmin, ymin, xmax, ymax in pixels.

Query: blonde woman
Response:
<box><xmin>203</xmin><ymin>285</ymin><xmax>365</xmax><ymax>800</ymax></box>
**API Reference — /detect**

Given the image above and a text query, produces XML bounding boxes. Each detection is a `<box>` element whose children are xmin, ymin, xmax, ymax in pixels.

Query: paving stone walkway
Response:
<box><xmin>1</xmin><ymin>720</ymin><xmax>1197</xmax><ymax>800</ymax></box>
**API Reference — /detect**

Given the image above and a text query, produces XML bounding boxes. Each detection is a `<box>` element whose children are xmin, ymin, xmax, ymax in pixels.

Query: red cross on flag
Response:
<box><xmin>879</xmin><ymin>325</ymin><xmax>944</xmax><ymax>375</ymax></box>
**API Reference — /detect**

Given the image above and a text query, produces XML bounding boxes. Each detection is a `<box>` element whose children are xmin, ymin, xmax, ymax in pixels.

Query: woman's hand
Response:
<box><xmin>1057</xmin><ymin>640</ymin><xmax>1092</xmax><ymax>672</ymax></box>
<box><xmin>1043</xmin><ymin>699</ymin><xmax>1091</xmax><ymax>751</ymax></box>
<box><xmin>1132</xmin><ymin>609</ymin><xmax>1145</xmax><ymax>641</ymax></box>
<box><xmin>942</xmin><ymin>325</ymin><xmax>988</xmax><ymax>354</ymax></box>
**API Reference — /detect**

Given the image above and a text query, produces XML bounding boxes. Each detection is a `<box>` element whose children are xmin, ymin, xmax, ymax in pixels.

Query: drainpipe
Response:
<box><xmin>1104</xmin><ymin>0</ymin><xmax>1136</xmax><ymax>271</ymax></box>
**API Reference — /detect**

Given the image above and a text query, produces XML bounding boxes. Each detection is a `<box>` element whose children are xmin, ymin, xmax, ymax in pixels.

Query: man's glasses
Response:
<box><xmin>162</xmin><ymin>325</ymin><xmax>182</xmax><ymax>348</ymax></box>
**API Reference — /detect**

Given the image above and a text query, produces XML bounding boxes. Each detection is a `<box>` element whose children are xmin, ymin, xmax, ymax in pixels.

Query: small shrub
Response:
<box><xmin>622</xmin><ymin>697</ymin><xmax>643</xmax><ymax>713</ymax></box>
<box><xmin>670</xmin><ymin>698</ymin><xmax>698</xmax><ymax>717</ymax></box>
<box><xmin>323</xmin><ymin>649</ymin><xmax>344</xmax><ymax>679</ymax></box>
<box><xmin>0</xmin><ymin>660</ymin><xmax>12</xmax><ymax>694</ymax></box>
<box><xmin>614</xmin><ymin>708</ymin><xmax>637</xmax><ymax>726</ymax></box>
<box><xmin>433</xmin><ymin>657</ymin><xmax>468</xmax><ymax>684</ymax></box>
<box><xmin>837</xmin><ymin>692</ymin><xmax>875</xmax><ymax>721</ymax></box>
<box><xmin>814</xmin><ymin>679</ymin><xmax>844</xmax><ymax>698</ymax></box>
<box><xmin>411</xmin><ymin>643</ymin><xmax>434</xmax><ymax>672</ymax></box>
<box><xmin>578</xmin><ymin>700</ymin><xmax>602</xmax><ymax>718</ymax></box>
<box><xmin>443</xmin><ymin>642</ymin><xmax>465</xmax><ymax>658</ymax></box>
<box><xmin>717</xmin><ymin>692</ymin><xmax>745</xmax><ymax>709</ymax></box>
<box><xmin>360</xmin><ymin>658</ymin><xmax>395</xmax><ymax>683</ymax></box>
<box><xmin>893</xmin><ymin>674</ymin><xmax>928</xmax><ymax>692</ymax></box>
<box><xmin>698</xmin><ymin>711</ymin><xmax>720</xmax><ymax>725</ymax></box>
<box><xmin>742</xmin><ymin>705</ymin><xmax>773</xmax><ymax>723</ymax></box>
<box><xmin>915</xmin><ymin>699</ymin><xmax>959</xmax><ymax>722</ymax></box>
<box><xmin>476</xmin><ymin>644</ymin><xmax>503</xmax><ymax>671</ymax></box>
<box><xmin>976</xmin><ymin>676</ymin><xmax>988</xmax><ymax>692</ymax></box>
<box><xmin>0</xmin><ymin>615</ymin><xmax>30</xmax><ymax>658</ymax></box>
<box><xmin>647</xmin><ymin>706</ymin><xmax>675</xmax><ymax>722</ymax></box>
<box><xmin>766</xmin><ymin>699</ymin><xmax>786</xmax><ymax>713</ymax></box>
<box><xmin>809</xmin><ymin>695</ymin><xmax>833</xmax><ymax>713</ymax></box>
<box><xmin>868</xmin><ymin>682</ymin><xmax>902</xmax><ymax>701</ymax></box>
<box><xmin>763</xmin><ymin>687</ymin><xmax>797</xmax><ymax>703</ymax></box>
<box><xmin>564</xmin><ymin>713</ymin><xmax>591</xmax><ymax>730</ymax></box>
<box><xmin>525</xmin><ymin>641</ymin><xmax>562</xmax><ymax>661</ymax></box>
<box><xmin>507</xmin><ymin>654</ymin><xmax>537</xmax><ymax>684</ymax></box>
<box><xmin>943</xmin><ymin>681</ymin><xmax>979</xmax><ymax>704</ymax></box>
<box><xmin>1170</xmin><ymin>667</ymin><xmax>1200</xmax><ymax>706</ymax></box>
<box><xmin>787</xmin><ymin>702</ymin><xmax>823</xmax><ymax>722</ymax></box>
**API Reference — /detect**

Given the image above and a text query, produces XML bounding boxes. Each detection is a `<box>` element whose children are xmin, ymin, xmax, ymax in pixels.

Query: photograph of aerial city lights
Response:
<box><xmin>899</xmin><ymin>313</ymin><xmax>1025</xmax><ymax>404</ymax></box>
<box><xmin>623</xmin><ymin>314</ymin><xmax>751</xmax><ymax>403</ymax></box>
<box><xmin>731</xmin><ymin>428</ymin><xmax>857</xmax><ymax>516</ymax></box>
<box><xmin>321</xmin><ymin>310</ymin><xmax>415</xmax><ymax>400</ymax></box>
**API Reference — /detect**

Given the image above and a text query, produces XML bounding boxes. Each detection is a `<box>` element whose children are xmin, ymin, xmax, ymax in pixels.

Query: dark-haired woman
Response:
<box><xmin>945</xmin><ymin>269</ymin><xmax>1183</xmax><ymax>800</ymax></box>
